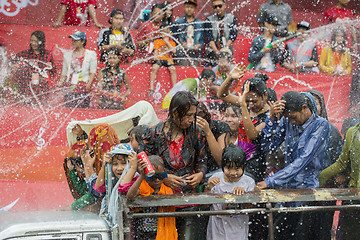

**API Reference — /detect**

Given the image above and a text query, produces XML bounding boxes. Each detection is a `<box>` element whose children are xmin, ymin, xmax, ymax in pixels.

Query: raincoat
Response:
<box><xmin>261</xmin><ymin>94</ymin><xmax>330</xmax><ymax>189</ymax></box>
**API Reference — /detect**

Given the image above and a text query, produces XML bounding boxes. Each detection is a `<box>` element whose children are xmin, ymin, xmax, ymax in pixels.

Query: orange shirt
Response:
<box><xmin>154</xmin><ymin>39</ymin><xmax>176</xmax><ymax>61</ymax></box>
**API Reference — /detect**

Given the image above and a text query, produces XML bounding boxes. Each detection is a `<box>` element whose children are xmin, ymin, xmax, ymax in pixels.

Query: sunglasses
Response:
<box><xmin>213</xmin><ymin>4</ymin><xmax>223</xmax><ymax>9</ymax></box>
<box><xmin>146</xmin><ymin>172</ymin><xmax>168</xmax><ymax>182</ymax></box>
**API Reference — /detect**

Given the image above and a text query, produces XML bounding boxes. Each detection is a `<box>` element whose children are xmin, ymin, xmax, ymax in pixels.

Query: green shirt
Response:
<box><xmin>69</xmin><ymin>169</ymin><xmax>95</xmax><ymax>209</ymax></box>
<box><xmin>319</xmin><ymin>122</ymin><xmax>360</xmax><ymax>188</ymax></box>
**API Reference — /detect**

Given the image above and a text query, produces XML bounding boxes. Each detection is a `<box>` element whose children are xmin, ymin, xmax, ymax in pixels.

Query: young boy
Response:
<box><xmin>128</xmin><ymin>125</ymin><xmax>149</xmax><ymax>152</ymax></box>
<box><xmin>149</xmin><ymin>24</ymin><xmax>177</xmax><ymax>96</ymax></box>
<box><xmin>53</xmin><ymin>0</ymin><xmax>104</xmax><ymax>28</ymax></box>
<box><xmin>127</xmin><ymin>155</ymin><xmax>177</xmax><ymax>240</ymax></box>
<box><xmin>248</xmin><ymin>15</ymin><xmax>281</xmax><ymax>72</ymax></box>
<box><xmin>205</xmin><ymin>145</ymin><xmax>255</xmax><ymax>240</ymax></box>
<box><xmin>97</xmin><ymin>9</ymin><xmax>136</xmax><ymax>63</ymax></box>
<box><xmin>173</xmin><ymin>0</ymin><xmax>204</xmax><ymax>66</ymax></box>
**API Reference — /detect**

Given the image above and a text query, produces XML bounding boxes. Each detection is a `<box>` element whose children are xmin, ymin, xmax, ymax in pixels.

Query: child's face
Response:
<box><xmin>218</xmin><ymin>58</ymin><xmax>230</xmax><ymax>74</ymax></box>
<box><xmin>224</xmin><ymin>107</ymin><xmax>241</xmax><ymax>133</ymax></box>
<box><xmin>111</xmin><ymin>13</ymin><xmax>124</xmax><ymax>29</ymax></box>
<box><xmin>223</xmin><ymin>164</ymin><xmax>243</xmax><ymax>183</ymax></box>
<box><xmin>107</xmin><ymin>53</ymin><xmax>120</xmax><ymax>68</ymax></box>
<box><xmin>112</xmin><ymin>154</ymin><xmax>128</xmax><ymax>178</ymax></box>
<box><xmin>335</xmin><ymin>32</ymin><xmax>345</xmax><ymax>44</ymax></box>
<box><xmin>146</xmin><ymin>166</ymin><xmax>165</xmax><ymax>190</ymax></box>
<box><xmin>200</xmin><ymin>76</ymin><xmax>215</xmax><ymax>89</ymax></box>
<box><xmin>264</xmin><ymin>22</ymin><xmax>277</xmax><ymax>34</ymax></box>
<box><xmin>129</xmin><ymin>133</ymin><xmax>139</xmax><ymax>152</ymax></box>
<box><xmin>151</xmin><ymin>7</ymin><xmax>164</xmax><ymax>23</ymax></box>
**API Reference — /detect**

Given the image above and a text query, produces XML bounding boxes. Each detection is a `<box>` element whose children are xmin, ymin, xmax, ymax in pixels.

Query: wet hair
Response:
<box><xmin>331</xmin><ymin>27</ymin><xmax>347</xmax><ymax>54</ymax></box>
<box><xmin>267</xmin><ymin>88</ymin><xmax>278</xmax><ymax>102</ymax></box>
<box><xmin>197</xmin><ymin>102</ymin><xmax>212</xmax><ymax>125</ymax></box>
<box><xmin>281</xmin><ymin>91</ymin><xmax>313</xmax><ymax>112</ymax></box>
<box><xmin>254</xmin><ymin>72</ymin><xmax>269</xmax><ymax>83</ymax></box>
<box><xmin>107</xmin><ymin>47</ymin><xmax>121</xmax><ymax>56</ymax></box>
<box><xmin>218</xmin><ymin>50</ymin><xmax>232</xmax><ymax>62</ymax></box>
<box><xmin>221</xmin><ymin>145</ymin><xmax>246</xmax><ymax>171</ymax></box>
<box><xmin>148</xmin><ymin>155</ymin><xmax>164</xmax><ymax>169</ymax></box>
<box><xmin>199</xmin><ymin>69</ymin><xmax>216</xmax><ymax>81</ymax></box>
<box><xmin>152</xmin><ymin>3</ymin><xmax>163</xmax><ymax>12</ymax></box>
<box><xmin>30</xmin><ymin>31</ymin><xmax>46</xmax><ymax>54</ymax></box>
<box><xmin>161</xmin><ymin>1</ymin><xmax>173</xmax><ymax>24</ymax></box>
<box><xmin>242</xmin><ymin>77</ymin><xmax>268</xmax><ymax>98</ymax></box>
<box><xmin>129</xmin><ymin>125</ymin><xmax>149</xmax><ymax>144</ymax></box>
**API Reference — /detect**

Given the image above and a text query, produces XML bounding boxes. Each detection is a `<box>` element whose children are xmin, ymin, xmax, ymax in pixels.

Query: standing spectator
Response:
<box><xmin>53</xmin><ymin>0</ymin><xmax>104</xmax><ymax>28</ymax></box>
<box><xmin>319</xmin><ymin>27</ymin><xmax>352</xmax><ymax>75</ymax></box>
<box><xmin>136</xmin><ymin>4</ymin><xmax>164</xmax><ymax>61</ymax></box>
<box><xmin>256</xmin><ymin>91</ymin><xmax>330</xmax><ymax>240</ymax></box>
<box><xmin>248</xmin><ymin>15</ymin><xmax>282</xmax><ymax>72</ymax></box>
<box><xmin>97</xmin><ymin>47</ymin><xmax>131</xmax><ymax>110</ymax></box>
<box><xmin>257</xmin><ymin>0</ymin><xmax>293</xmax><ymax>37</ymax></box>
<box><xmin>97</xmin><ymin>9</ymin><xmax>136</xmax><ymax>63</ymax></box>
<box><xmin>123</xmin><ymin>0</ymin><xmax>161</xmax><ymax>29</ymax></box>
<box><xmin>204</xmin><ymin>0</ymin><xmax>238</xmax><ymax>67</ymax></box>
<box><xmin>57</xmin><ymin>31</ymin><xmax>97</xmax><ymax>108</ymax></box>
<box><xmin>11</xmin><ymin>31</ymin><xmax>56</xmax><ymax>104</ymax></box>
<box><xmin>149</xmin><ymin>24</ymin><xmax>177</xmax><ymax>96</ymax></box>
<box><xmin>162</xmin><ymin>1</ymin><xmax>174</xmax><ymax>25</ymax></box>
<box><xmin>173</xmin><ymin>0</ymin><xmax>204</xmax><ymax>66</ymax></box>
<box><xmin>281</xmin><ymin>21</ymin><xmax>319</xmax><ymax>73</ymax></box>
<box><xmin>324</xmin><ymin>0</ymin><xmax>354</xmax><ymax>24</ymax></box>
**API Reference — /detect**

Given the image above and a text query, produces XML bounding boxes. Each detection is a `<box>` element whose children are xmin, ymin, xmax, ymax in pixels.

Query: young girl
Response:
<box><xmin>223</xmin><ymin>104</ymin><xmax>242</xmax><ymax>145</ymax></box>
<box><xmin>97</xmin><ymin>47</ymin><xmax>131</xmax><ymax>109</ymax></box>
<box><xmin>319</xmin><ymin>27</ymin><xmax>352</xmax><ymax>75</ymax></box>
<box><xmin>205</xmin><ymin>145</ymin><xmax>255</xmax><ymax>240</ymax></box>
<box><xmin>127</xmin><ymin>155</ymin><xmax>177</xmax><ymax>240</ymax></box>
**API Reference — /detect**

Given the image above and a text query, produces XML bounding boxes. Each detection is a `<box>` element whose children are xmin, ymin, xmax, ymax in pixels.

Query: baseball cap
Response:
<box><xmin>265</xmin><ymin>15</ymin><xmax>280</xmax><ymax>26</ymax></box>
<box><xmin>68</xmin><ymin>31</ymin><xmax>86</xmax><ymax>41</ymax></box>
<box><xmin>297</xmin><ymin>21</ymin><xmax>311</xmax><ymax>30</ymax></box>
<box><xmin>109</xmin><ymin>9</ymin><xmax>124</xmax><ymax>23</ymax></box>
<box><xmin>110</xmin><ymin>143</ymin><xmax>134</xmax><ymax>157</ymax></box>
<box><xmin>185</xmin><ymin>0</ymin><xmax>198</xmax><ymax>6</ymax></box>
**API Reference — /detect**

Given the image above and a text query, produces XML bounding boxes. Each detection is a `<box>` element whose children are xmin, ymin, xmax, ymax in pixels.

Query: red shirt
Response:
<box><xmin>324</xmin><ymin>7</ymin><xmax>354</xmax><ymax>24</ymax></box>
<box><xmin>61</xmin><ymin>0</ymin><xmax>97</xmax><ymax>26</ymax></box>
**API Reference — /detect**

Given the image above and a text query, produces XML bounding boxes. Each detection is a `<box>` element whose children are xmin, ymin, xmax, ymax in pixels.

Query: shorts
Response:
<box><xmin>153</xmin><ymin>59</ymin><xmax>174</xmax><ymax>68</ymax></box>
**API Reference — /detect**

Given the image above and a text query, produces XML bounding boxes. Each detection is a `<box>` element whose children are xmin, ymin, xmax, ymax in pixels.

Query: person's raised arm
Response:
<box><xmin>53</xmin><ymin>4</ymin><xmax>66</xmax><ymax>28</ymax></box>
<box><xmin>217</xmin><ymin>64</ymin><xmax>246</xmax><ymax>106</ymax></box>
<box><xmin>94</xmin><ymin>152</ymin><xmax>112</xmax><ymax>189</ymax></box>
<box><xmin>88</xmin><ymin>4</ymin><xmax>105</xmax><ymax>29</ymax></box>
<box><xmin>120</xmin><ymin>153</ymin><xmax>138</xmax><ymax>184</ymax></box>
<box><xmin>80</xmin><ymin>146</ymin><xmax>96</xmax><ymax>178</ymax></box>
<box><xmin>126</xmin><ymin>159</ymin><xmax>147</xmax><ymax>200</ymax></box>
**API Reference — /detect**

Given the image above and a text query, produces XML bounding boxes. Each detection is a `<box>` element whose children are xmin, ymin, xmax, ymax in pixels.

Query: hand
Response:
<box><xmin>238</xmin><ymin>80</ymin><xmax>250</xmax><ymax>106</ymax></box>
<box><xmin>80</xmin><ymin>146</ymin><xmax>96</xmax><ymax>167</ymax></box>
<box><xmin>196</xmin><ymin>116</ymin><xmax>211</xmax><ymax>135</ymax></box>
<box><xmin>288</xmin><ymin>63</ymin><xmax>297</xmax><ymax>73</ymax></box>
<box><xmin>163</xmin><ymin>174</ymin><xmax>186</xmax><ymax>189</ymax></box>
<box><xmin>103</xmin><ymin>152</ymin><xmax>112</xmax><ymax>164</ymax></box>
<box><xmin>163</xmin><ymin>36</ymin><xmax>170</xmax><ymax>43</ymax></box>
<box><xmin>194</xmin><ymin>44</ymin><xmax>201</xmax><ymax>51</ymax></box>
<box><xmin>255</xmin><ymin>181</ymin><xmax>267</xmax><ymax>190</ymax></box>
<box><xmin>66</xmin><ymin>158</ymin><xmax>74</xmax><ymax>171</ymax></box>
<box><xmin>207</xmin><ymin>177</ymin><xmax>220</xmax><ymax>190</ymax></box>
<box><xmin>52</xmin><ymin>21</ymin><xmax>62</xmax><ymax>28</ymax></box>
<box><xmin>233</xmin><ymin>187</ymin><xmax>245</xmax><ymax>195</ymax></box>
<box><xmin>271</xmin><ymin>42</ymin><xmax>279</xmax><ymax>49</ymax></box>
<box><xmin>185</xmin><ymin>172</ymin><xmax>204</xmax><ymax>188</ymax></box>
<box><xmin>229</xmin><ymin>64</ymin><xmax>246</xmax><ymax>81</ymax></box>
<box><xmin>128</xmin><ymin>152</ymin><xmax>138</xmax><ymax>168</ymax></box>
<box><xmin>268</xmin><ymin>100</ymin><xmax>286</xmax><ymax>121</ymax></box>
<box><xmin>95</xmin><ymin>23</ymin><xmax>105</xmax><ymax>29</ymax></box>
<box><xmin>137</xmin><ymin>159</ymin><xmax>147</xmax><ymax>177</ymax></box>
<box><xmin>261</xmin><ymin>46</ymin><xmax>271</xmax><ymax>54</ymax></box>
<box><xmin>334</xmin><ymin>175</ymin><xmax>347</xmax><ymax>186</ymax></box>
<box><xmin>120</xmin><ymin>95</ymin><xmax>127</xmax><ymax>104</ymax></box>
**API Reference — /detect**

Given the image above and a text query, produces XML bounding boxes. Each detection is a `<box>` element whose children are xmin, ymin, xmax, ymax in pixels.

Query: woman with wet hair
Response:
<box><xmin>139</xmin><ymin>91</ymin><xmax>207</xmax><ymax>239</ymax></box>
<box><xmin>319</xmin><ymin>27</ymin><xmax>352</xmax><ymax>75</ymax></box>
<box><xmin>11</xmin><ymin>30</ymin><xmax>56</xmax><ymax>104</ymax></box>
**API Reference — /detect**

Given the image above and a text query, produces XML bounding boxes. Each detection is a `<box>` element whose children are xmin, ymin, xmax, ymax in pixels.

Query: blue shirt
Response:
<box><xmin>173</xmin><ymin>15</ymin><xmax>204</xmax><ymax>47</ymax></box>
<box><xmin>261</xmin><ymin>113</ymin><xmax>330</xmax><ymax>189</ymax></box>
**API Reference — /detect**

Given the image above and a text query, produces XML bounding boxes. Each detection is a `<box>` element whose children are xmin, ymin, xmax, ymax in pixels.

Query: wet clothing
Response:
<box><xmin>238</xmin><ymin>112</ymin><xmax>268</xmax><ymax>183</ymax></box>
<box><xmin>12</xmin><ymin>49</ymin><xmax>56</xmax><ymax>101</ymax></box>
<box><xmin>97</xmin><ymin>27</ymin><xmax>136</xmax><ymax>62</ymax></box>
<box><xmin>207</xmin><ymin>172</ymin><xmax>255</xmax><ymax>240</ymax></box>
<box><xmin>319</xmin><ymin>46</ymin><xmax>352</xmax><ymax>75</ymax></box>
<box><xmin>60</xmin><ymin>0</ymin><xmax>97</xmax><ymax>26</ymax></box>
<box><xmin>261</xmin><ymin>113</ymin><xmax>330</xmax><ymax>189</ymax></box>
<box><xmin>281</xmin><ymin>39</ymin><xmax>319</xmax><ymax>73</ymax></box>
<box><xmin>139</xmin><ymin>121</ymin><xmax>207</xmax><ymax>192</ymax></box>
<box><xmin>324</xmin><ymin>6</ymin><xmax>355</xmax><ymax>24</ymax></box>
<box><xmin>248</xmin><ymin>34</ymin><xmax>281</xmax><ymax>72</ymax></box>
<box><xmin>257</xmin><ymin>0</ymin><xmax>292</xmax><ymax>37</ymax></box>
<box><xmin>137</xmin><ymin>21</ymin><xmax>161</xmax><ymax>60</ymax></box>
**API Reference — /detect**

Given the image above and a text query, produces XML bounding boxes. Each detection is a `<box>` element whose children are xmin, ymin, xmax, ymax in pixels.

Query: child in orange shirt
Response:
<box><xmin>149</xmin><ymin>24</ymin><xmax>177</xmax><ymax>97</ymax></box>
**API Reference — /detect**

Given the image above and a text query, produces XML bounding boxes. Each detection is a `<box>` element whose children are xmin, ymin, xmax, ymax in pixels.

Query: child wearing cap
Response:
<box><xmin>248</xmin><ymin>15</ymin><xmax>281</xmax><ymax>72</ymax></box>
<box><xmin>127</xmin><ymin>155</ymin><xmax>177</xmax><ymax>240</ymax></box>
<box><xmin>57</xmin><ymin>31</ymin><xmax>97</xmax><ymax>108</ymax></box>
<box><xmin>97</xmin><ymin>47</ymin><xmax>131</xmax><ymax>110</ymax></box>
<box><xmin>53</xmin><ymin>0</ymin><xmax>104</xmax><ymax>28</ymax></box>
<box><xmin>281</xmin><ymin>21</ymin><xmax>319</xmax><ymax>73</ymax></box>
<box><xmin>149</xmin><ymin>24</ymin><xmax>177</xmax><ymax>97</ymax></box>
<box><xmin>97</xmin><ymin>9</ymin><xmax>136</xmax><ymax>63</ymax></box>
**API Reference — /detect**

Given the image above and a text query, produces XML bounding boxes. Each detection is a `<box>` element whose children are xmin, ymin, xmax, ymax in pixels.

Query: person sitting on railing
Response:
<box><xmin>248</xmin><ymin>15</ymin><xmax>282</xmax><ymax>72</ymax></box>
<box><xmin>97</xmin><ymin>9</ymin><xmax>136</xmax><ymax>63</ymax></box>
<box><xmin>205</xmin><ymin>144</ymin><xmax>255</xmax><ymax>240</ymax></box>
<box><xmin>281</xmin><ymin>21</ymin><xmax>319</xmax><ymax>73</ymax></box>
<box><xmin>97</xmin><ymin>47</ymin><xmax>131</xmax><ymax>110</ymax></box>
<box><xmin>256</xmin><ymin>91</ymin><xmax>331</xmax><ymax>240</ymax></box>
<box><xmin>127</xmin><ymin>155</ymin><xmax>178</xmax><ymax>240</ymax></box>
<box><xmin>139</xmin><ymin>91</ymin><xmax>207</xmax><ymax>239</ymax></box>
<box><xmin>319</xmin><ymin>27</ymin><xmax>352</xmax><ymax>76</ymax></box>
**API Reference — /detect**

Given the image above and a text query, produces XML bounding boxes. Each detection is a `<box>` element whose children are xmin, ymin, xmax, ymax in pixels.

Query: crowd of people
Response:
<box><xmin>3</xmin><ymin>0</ymin><xmax>360</xmax><ymax>240</ymax></box>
